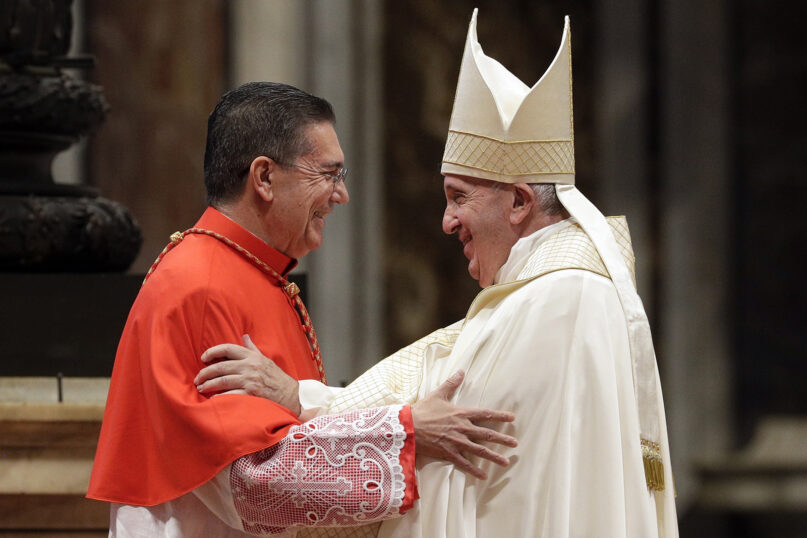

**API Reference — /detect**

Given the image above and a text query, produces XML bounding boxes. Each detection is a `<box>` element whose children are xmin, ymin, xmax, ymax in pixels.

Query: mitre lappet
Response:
<box><xmin>442</xmin><ymin>8</ymin><xmax>666</xmax><ymax>491</ymax></box>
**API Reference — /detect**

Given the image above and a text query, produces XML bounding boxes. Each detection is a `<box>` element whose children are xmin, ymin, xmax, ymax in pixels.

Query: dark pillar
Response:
<box><xmin>0</xmin><ymin>0</ymin><xmax>141</xmax><ymax>272</ymax></box>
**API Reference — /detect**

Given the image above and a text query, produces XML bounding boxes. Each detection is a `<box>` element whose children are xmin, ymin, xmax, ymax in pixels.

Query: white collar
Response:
<box><xmin>494</xmin><ymin>218</ymin><xmax>576</xmax><ymax>284</ymax></box>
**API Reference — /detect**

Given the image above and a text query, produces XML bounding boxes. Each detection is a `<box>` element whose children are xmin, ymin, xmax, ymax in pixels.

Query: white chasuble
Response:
<box><xmin>306</xmin><ymin>218</ymin><xmax>677</xmax><ymax>538</ymax></box>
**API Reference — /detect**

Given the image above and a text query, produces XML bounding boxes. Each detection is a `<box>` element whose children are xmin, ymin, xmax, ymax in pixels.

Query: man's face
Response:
<box><xmin>270</xmin><ymin>122</ymin><xmax>348</xmax><ymax>259</ymax></box>
<box><xmin>442</xmin><ymin>174</ymin><xmax>517</xmax><ymax>287</ymax></box>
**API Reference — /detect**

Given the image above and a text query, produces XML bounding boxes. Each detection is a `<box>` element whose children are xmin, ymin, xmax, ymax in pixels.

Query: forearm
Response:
<box><xmin>195</xmin><ymin>405</ymin><xmax>416</xmax><ymax>535</ymax></box>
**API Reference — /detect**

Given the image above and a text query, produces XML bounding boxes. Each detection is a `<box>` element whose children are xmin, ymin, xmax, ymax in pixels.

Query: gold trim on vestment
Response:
<box><xmin>516</xmin><ymin>217</ymin><xmax>636</xmax><ymax>287</ymax></box>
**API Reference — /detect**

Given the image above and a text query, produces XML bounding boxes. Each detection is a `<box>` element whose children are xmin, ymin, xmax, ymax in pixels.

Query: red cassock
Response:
<box><xmin>87</xmin><ymin>207</ymin><xmax>416</xmax><ymax>518</ymax></box>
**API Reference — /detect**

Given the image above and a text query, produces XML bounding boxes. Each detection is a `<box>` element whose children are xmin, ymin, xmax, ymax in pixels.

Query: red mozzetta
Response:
<box><xmin>88</xmin><ymin>207</ymin><xmax>416</xmax><ymax>509</ymax></box>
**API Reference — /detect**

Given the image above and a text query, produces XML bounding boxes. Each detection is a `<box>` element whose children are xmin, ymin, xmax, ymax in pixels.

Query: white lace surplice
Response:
<box><xmin>111</xmin><ymin>405</ymin><xmax>410</xmax><ymax>537</ymax></box>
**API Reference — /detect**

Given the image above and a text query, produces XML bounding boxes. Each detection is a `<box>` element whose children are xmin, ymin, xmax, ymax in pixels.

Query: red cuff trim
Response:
<box><xmin>397</xmin><ymin>404</ymin><xmax>419</xmax><ymax>513</ymax></box>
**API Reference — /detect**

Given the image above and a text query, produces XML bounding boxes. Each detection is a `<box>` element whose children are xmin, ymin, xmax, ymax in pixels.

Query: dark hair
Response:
<box><xmin>203</xmin><ymin>82</ymin><xmax>335</xmax><ymax>206</ymax></box>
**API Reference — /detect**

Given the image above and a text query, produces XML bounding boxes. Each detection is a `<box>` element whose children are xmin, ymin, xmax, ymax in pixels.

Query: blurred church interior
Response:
<box><xmin>0</xmin><ymin>0</ymin><xmax>804</xmax><ymax>535</ymax></box>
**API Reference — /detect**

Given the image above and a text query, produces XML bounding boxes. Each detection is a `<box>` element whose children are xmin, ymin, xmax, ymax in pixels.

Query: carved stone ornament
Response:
<box><xmin>0</xmin><ymin>0</ymin><xmax>142</xmax><ymax>271</ymax></box>
<box><xmin>0</xmin><ymin>194</ymin><xmax>142</xmax><ymax>271</ymax></box>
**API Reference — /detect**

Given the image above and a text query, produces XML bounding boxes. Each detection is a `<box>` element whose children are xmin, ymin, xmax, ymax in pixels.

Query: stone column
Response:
<box><xmin>658</xmin><ymin>0</ymin><xmax>733</xmax><ymax>510</ymax></box>
<box><xmin>304</xmin><ymin>0</ymin><xmax>385</xmax><ymax>382</ymax></box>
<box><xmin>594</xmin><ymin>0</ymin><xmax>654</xmax><ymax>313</ymax></box>
<box><xmin>229</xmin><ymin>0</ymin><xmax>385</xmax><ymax>384</ymax></box>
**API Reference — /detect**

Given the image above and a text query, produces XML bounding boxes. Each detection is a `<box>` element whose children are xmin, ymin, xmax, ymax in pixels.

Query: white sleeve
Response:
<box><xmin>296</xmin><ymin>379</ymin><xmax>344</xmax><ymax>421</ymax></box>
<box><xmin>324</xmin><ymin>320</ymin><xmax>463</xmax><ymax>415</ymax></box>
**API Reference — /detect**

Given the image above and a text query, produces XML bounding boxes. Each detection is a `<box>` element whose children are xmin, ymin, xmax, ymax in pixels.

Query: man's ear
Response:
<box><xmin>248</xmin><ymin>156</ymin><xmax>275</xmax><ymax>203</ymax></box>
<box><xmin>510</xmin><ymin>183</ymin><xmax>535</xmax><ymax>225</ymax></box>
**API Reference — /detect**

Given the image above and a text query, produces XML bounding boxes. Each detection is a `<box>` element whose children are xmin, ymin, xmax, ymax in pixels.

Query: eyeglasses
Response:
<box><xmin>283</xmin><ymin>161</ymin><xmax>348</xmax><ymax>185</ymax></box>
<box><xmin>239</xmin><ymin>158</ymin><xmax>348</xmax><ymax>185</ymax></box>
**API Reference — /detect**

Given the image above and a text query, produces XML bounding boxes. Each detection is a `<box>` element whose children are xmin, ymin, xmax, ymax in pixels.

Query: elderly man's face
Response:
<box><xmin>270</xmin><ymin>122</ymin><xmax>348</xmax><ymax>259</ymax></box>
<box><xmin>442</xmin><ymin>174</ymin><xmax>517</xmax><ymax>287</ymax></box>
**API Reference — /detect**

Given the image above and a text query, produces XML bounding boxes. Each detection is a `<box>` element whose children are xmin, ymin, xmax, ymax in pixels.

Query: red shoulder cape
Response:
<box><xmin>87</xmin><ymin>208</ymin><xmax>320</xmax><ymax>506</ymax></box>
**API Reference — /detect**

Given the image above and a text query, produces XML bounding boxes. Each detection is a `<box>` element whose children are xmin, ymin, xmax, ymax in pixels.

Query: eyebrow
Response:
<box><xmin>318</xmin><ymin>160</ymin><xmax>344</xmax><ymax>170</ymax></box>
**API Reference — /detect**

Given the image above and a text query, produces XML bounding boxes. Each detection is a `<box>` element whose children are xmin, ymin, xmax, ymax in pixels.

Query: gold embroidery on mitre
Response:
<box><xmin>443</xmin><ymin>131</ymin><xmax>575</xmax><ymax>176</ymax></box>
<box><xmin>517</xmin><ymin>216</ymin><xmax>637</xmax><ymax>287</ymax></box>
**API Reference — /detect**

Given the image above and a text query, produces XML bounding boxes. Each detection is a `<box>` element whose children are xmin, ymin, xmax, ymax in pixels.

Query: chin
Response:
<box><xmin>468</xmin><ymin>262</ymin><xmax>482</xmax><ymax>284</ymax></box>
<box><xmin>305</xmin><ymin>239</ymin><xmax>323</xmax><ymax>254</ymax></box>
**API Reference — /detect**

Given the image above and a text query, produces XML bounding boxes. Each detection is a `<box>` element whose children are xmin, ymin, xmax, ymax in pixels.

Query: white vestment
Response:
<box><xmin>305</xmin><ymin>218</ymin><xmax>678</xmax><ymax>538</ymax></box>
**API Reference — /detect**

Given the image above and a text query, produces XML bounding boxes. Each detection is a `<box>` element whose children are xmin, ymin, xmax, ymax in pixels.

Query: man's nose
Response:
<box><xmin>442</xmin><ymin>207</ymin><xmax>458</xmax><ymax>235</ymax></box>
<box><xmin>332</xmin><ymin>180</ymin><xmax>349</xmax><ymax>204</ymax></box>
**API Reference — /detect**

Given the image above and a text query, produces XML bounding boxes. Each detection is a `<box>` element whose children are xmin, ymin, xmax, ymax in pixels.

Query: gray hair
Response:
<box><xmin>530</xmin><ymin>183</ymin><xmax>565</xmax><ymax>215</ymax></box>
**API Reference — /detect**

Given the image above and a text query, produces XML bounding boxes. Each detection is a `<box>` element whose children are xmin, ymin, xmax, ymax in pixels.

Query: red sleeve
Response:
<box><xmin>398</xmin><ymin>404</ymin><xmax>419</xmax><ymax>513</ymax></box>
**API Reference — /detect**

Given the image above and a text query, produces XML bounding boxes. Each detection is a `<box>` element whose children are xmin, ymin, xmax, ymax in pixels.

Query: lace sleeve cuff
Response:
<box><xmin>397</xmin><ymin>404</ymin><xmax>418</xmax><ymax>513</ymax></box>
<box><xmin>230</xmin><ymin>404</ymin><xmax>414</xmax><ymax>534</ymax></box>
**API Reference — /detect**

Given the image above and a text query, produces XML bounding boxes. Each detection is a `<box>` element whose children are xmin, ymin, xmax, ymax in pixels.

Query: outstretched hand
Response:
<box><xmin>411</xmin><ymin>370</ymin><xmax>517</xmax><ymax>480</ymax></box>
<box><xmin>195</xmin><ymin>335</ymin><xmax>301</xmax><ymax>416</ymax></box>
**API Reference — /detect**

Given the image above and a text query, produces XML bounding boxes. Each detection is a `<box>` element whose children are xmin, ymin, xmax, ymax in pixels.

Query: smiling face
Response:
<box><xmin>442</xmin><ymin>174</ymin><xmax>519</xmax><ymax>287</ymax></box>
<box><xmin>269</xmin><ymin>121</ymin><xmax>348</xmax><ymax>258</ymax></box>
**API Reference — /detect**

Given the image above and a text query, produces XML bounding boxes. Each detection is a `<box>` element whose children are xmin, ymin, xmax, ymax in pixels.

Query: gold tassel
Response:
<box><xmin>641</xmin><ymin>438</ymin><xmax>665</xmax><ymax>491</ymax></box>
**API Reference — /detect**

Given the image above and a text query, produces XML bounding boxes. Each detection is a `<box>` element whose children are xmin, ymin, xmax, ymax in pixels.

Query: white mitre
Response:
<box><xmin>442</xmin><ymin>10</ymin><xmax>574</xmax><ymax>185</ymax></box>
<box><xmin>443</xmin><ymin>9</ymin><xmax>666</xmax><ymax>491</ymax></box>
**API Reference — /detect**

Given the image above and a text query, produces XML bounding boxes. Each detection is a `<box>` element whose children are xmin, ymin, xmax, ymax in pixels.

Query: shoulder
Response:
<box><xmin>523</xmin><ymin>268</ymin><xmax>616</xmax><ymax>296</ymax></box>
<box><xmin>511</xmin><ymin>269</ymin><xmax>622</xmax><ymax>319</ymax></box>
<box><xmin>501</xmin><ymin>271</ymin><xmax>630</xmax><ymax>354</ymax></box>
<box><xmin>136</xmin><ymin>236</ymin><xmax>248</xmax><ymax>312</ymax></box>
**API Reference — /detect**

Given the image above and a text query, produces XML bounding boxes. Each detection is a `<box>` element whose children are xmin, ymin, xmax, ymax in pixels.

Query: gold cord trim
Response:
<box><xmin>142</xmin><ymin>227</ymin><xmax>327</xmax><ymax>383</ymax></box>
<box><xmin>283</xmin><ymin>282</ymin><xmax>300</xmax><ymax>298</ymax></box>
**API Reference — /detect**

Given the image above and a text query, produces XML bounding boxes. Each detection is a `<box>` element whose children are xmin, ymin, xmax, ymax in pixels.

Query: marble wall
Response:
<box><xmin>85</xmin><ymin>0</ymin><xmax>227</xmax><ymax>274</ymax></box>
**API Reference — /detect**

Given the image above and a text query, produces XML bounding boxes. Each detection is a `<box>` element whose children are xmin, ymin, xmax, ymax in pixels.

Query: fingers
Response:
<box><xmin>449</xmin><ymin>452</ymin><xmax>487</xmax><ymax>480</ymax></box>
<box><xmin>468</xmin><ymin>426</ymin><xmax>518</xmax><ymax>448</ymax></box>
<box><xmin>462</xmin><ymin>407</ymin><xmax>516</xmax><ymax>424</ymax></box>
<box><xmin>196</xmin><ymin>374</ymin><xmax>246</xmax><ymax>395</ymax></box>
<box><xmin>194</xmin><ymin>360</ymin><xmax>245</xmax><ymax>385</ymax></box>
<box><xmin>460</xmin><ymin>438</ymin><xmax>511</xmax><ymax>467</ymax></box>
<box><xmin>211</xmin><ymin>389</ymin><xmax>248</xmax><ymax>398</ymax></box>
<box><xmin>434</xmin><ymin>370</ymin><xmax>465</xmax><ymax>400</ymax></box>
<box><xmin>461</xmin><ymin>409</ymin><xmax>518</xmax><ymax>446</ymax></box>
<box><xmin>439</xmin><ymin>435</ymin><xmax>511</xmax><ymax>479</ymax></box>
<box><xmin>200</xmin><ymin>343</ymin><xmax>252</xmax><ymax>364</ymax></box>
<box><xmin>242</xmin><ymin>334</ymin><xmax>259</xmax><ymax>352</ymax></box>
